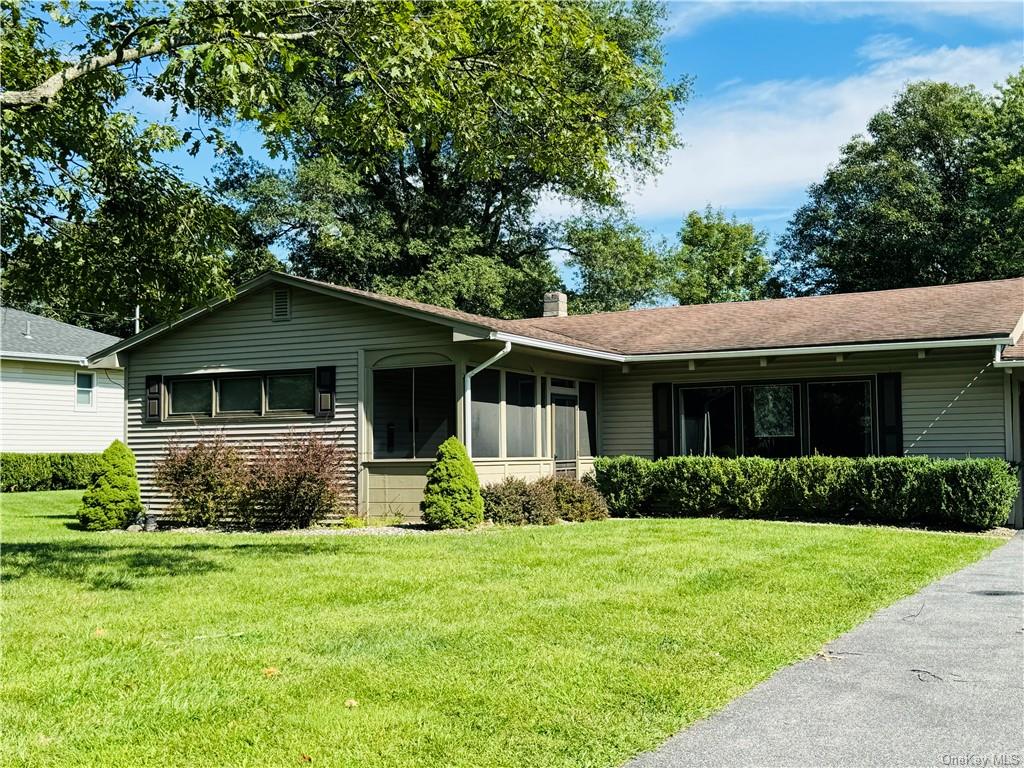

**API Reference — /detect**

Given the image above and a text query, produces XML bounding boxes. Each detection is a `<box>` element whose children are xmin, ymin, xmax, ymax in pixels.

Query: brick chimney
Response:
<box><xmin>543</xmin><ymin>291</ymin><xmax>568</xmax><ymax>318</ymax></box>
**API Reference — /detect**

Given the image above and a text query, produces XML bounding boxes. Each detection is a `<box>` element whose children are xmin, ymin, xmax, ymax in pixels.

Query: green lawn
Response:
<box><xmin>1</xmin><ymin>491</ymin><xmax>1002</xmax><ymax>768</ymax></box>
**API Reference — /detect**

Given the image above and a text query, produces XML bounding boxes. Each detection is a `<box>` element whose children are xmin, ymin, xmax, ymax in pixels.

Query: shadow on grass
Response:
<box><xmin>1</xmin><ymin>539</ymin><xmax>326</xmax><ymax>591</ymax></box>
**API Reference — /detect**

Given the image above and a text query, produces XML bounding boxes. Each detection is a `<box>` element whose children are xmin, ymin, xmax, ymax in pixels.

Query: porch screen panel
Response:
<box><xmin>471</xmin><ymin>369</ymin><xmax>500</xmax><ymax>458</ymax></box>
<box><xmin>414</xmin><ymin>366</ymin><xmax>456</xmax><ymax>458</ymax></box>
<box><xmin>578</xmin><ymin>381</ymin><xmax>597</xmax><ymax>457</ymax></box>
<box><xmin>373</xmin><ymin>368</ymin><xmax>414</xmax><ymax>458</ymax></box>
<box><xmin>506</xmin><ymin>372</ymin><xmax>537</xmax><ymax>457</ymax></box>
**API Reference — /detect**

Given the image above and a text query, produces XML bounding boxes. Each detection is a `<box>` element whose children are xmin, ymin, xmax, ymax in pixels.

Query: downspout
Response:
<box><xmin>464</xmin><ymin>342</ymin><xmax>512</xmax><ymax>457</ymax></box>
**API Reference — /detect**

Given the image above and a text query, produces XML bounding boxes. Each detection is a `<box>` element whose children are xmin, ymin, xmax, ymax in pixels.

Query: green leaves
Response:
<box><xmin>778</xmin><ymin>71</ymin><xmax>1024</xmax><ymax>295</ymax></box>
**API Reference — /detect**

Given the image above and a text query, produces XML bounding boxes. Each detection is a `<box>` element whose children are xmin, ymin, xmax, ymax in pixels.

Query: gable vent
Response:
<box><xmin>272</xmin><ymin>287</ymin><xmax>291</xmax><ymax>320</ymax></box>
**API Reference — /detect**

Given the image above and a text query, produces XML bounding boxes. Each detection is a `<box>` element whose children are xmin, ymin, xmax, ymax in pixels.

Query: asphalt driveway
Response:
<box><xmin>628</xmin><ymin>533</ymin><xmax>1024</xmax><ymax>768</ymax></box>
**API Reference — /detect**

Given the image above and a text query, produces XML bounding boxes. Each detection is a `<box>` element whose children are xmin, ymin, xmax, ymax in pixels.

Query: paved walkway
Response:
<box><xmin>628</xmin><ymin>534</ymin><xmax>1024</xmax><ymax>768</ymax></box>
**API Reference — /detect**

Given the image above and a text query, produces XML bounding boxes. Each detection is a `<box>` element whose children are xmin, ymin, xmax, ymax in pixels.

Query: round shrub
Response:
<box><xmin>78</xmin><ymin>440</ymin><xmax>144</xmax><ymax>530</ymax></box>
<box><xmin>421</xmin><ymin>437</ymin><xmax>484</xmax><ymax>529</ymax></box>
<box><xmin>482</xmin><ymin>478</ymin><xmax>532</xmax><ymax>525</ymax></box>
<box><xmin>155</xmin><ymin>437</ymin><xmax>249</xmax><ymax>527</ymax></box>
<box><xmin>551</xmin><ymin>475</ymin><xmax>609</xmax><ymax>522</ymax></box>
<box><xmin>524</xmin><ymin>477</ymin><xmax>562</xmax><ymax>525</ymax></box>
<box><xmin>593</xmin><ymin>456</ymin><xmax>656</xmax><ymax>517</ymax></box>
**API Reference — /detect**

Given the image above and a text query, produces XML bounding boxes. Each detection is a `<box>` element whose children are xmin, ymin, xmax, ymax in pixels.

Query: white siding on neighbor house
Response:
<box><xmin>599</xmin><ymin>347</ymin><xmax>1008</xmax><ymax>459</ymax></box>
<box><xmin>0</xmin><ymin>360</ymin><xmax>124</xmax><ymax>453</ymax></box>
<box><xmin>126</xmin><ymin>285</ymin><xmax>453</xmax><ymax>517</ymax></box>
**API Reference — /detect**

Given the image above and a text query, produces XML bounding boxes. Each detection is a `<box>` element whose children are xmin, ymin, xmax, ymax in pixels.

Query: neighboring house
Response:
<box><xmin>88</xmin><ymin>272</ymin><xmax>1024</xmax><ymax>527</ymax></box>
<box><xmin>1</xmin><ymin>308</ymin><xmax>124</xmax><ymax>453</ymax></box>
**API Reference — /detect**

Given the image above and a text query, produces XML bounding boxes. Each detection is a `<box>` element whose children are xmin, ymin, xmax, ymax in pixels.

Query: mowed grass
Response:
<box><xmin>1</xmin><ymin>491</ymin><xmax>1002</xmax><ymax>768</ymax></box>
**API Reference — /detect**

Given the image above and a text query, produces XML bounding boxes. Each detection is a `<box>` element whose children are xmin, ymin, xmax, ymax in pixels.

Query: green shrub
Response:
<box><xmin>1</xmin><ymin>452</ymin><xmax>104</xmax><ymax>492</ymax></box>
<box><xmin>155</xmin><ymin>437</ymin><xmax>249</xmax><ymax>527</ymax></box>
<box><xmin>549</xmin><ymin>475</ymin><xmax>609</xmax><ymax>522</ymax></box>
<box><xmin>592</xmin><ymin>455</ymin><xmax>657</xmax><ymax>516</ymax></box>
<box><xmin>925</xmin><ymin>459</ymin><xmax>1018</xmax><ymax>529</ymax></box>
<box><xmin>78</xmin><ymin>441</ymin><xmax>143</xmax><ymax>530</ymax></box>
<box><xmin>482</xmin><ymin>478</ymin><xmax>532</xmax><ymax>525</ymax></box>
<box><xmin>421</xmin><ymin>437</ymin><xmax>484</xmax><ymax>529</ymax></box>
<box><xmin>240</xmin><ymin>434</ymin><xmax>355</xmax><ymax>530</ymax></box>
<box><xmin>521</xmin><ymin>477</ymin><xmax>562</xmax><ymax>525</ymax></box>
<box><xmin>595</xmin><ymin>454</ymin><xmax>1019</xmax><ymax>530</ymax></box>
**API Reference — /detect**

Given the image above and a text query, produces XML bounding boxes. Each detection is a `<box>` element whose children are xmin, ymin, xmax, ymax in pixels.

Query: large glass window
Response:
<box><xmin>742</xmin><ymin>383</ymin><xmax>801</xmax><ymax>457</ymax></box>
<box><xmin>679</xmin><ymin>386</ymin><xmax>737</xmax><ymax>457</ymax></box>
<box><xmin>578</xmin><ymin>381</ymin><xmax>597</xmax><ymax>457</ymax></box>
<box><xmin>170</xmin><ymin>378</ymin><xmax>212</xmax><ymax>415</ymax></box>
<box><xmin>471</xmin><ymin>369</ymin><xmax>501</xmax><ymax>458</ymax></box>
<box><xmin>372</xmin><ymin>366</ymin><xmax>456</xmax><ymax>459</ymax></box>
<box><xmin>506</xmin><ymin>372</ymin><xmax>537</xmax><ymax>457</ymax></box>
<box><xmin>218</xmin><ymin>377</ymin><xmax>261</xmax><ymax>414</ymax></box>
<box><xmin>267</xmin><ymin>372</ymin><xmax>315</xmax><ymax>412</ymax></box>
<box><xmin>807</xmin><ymin>381</ymin><xmax>873</xmax><ymax>457</ymax></box>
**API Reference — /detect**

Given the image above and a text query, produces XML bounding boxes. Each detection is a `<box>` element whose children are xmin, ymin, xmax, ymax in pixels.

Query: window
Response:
<box><xmin>578</xmin><ymin>381</ymin><xmax>597</xmax><ymax>457</ymax></box>
<box><xmin>164</xmin><ymin>369</ymin><xmax>321</xmax><ymax>419</ymax></box>
<box><xmin>471</xmin><ymin>369</ymin><xmax>500</xmax><ymax>458</ymax></box>
<box><xmin>679</xmin><ymin>386</ymin><xmax>736</xmax><ymax>457</ymax></box>
<box><xmin>807</xmin><ymin>381</ymin><xmax>873</xmax><ymax>457</ymax></box>
<box><xmin>75</xmin><ymin>371</ymin><xmax>95</xmax><ymax>409</ymax></box>
<box><xmin>267</xmin><ymin>372</ymin><xmax>315</xmax><ymax>412</ymax></box>
<box><xmin>506</xmin><ymin>372</ymin><xmax>536</xmax><ymax>457</ymax></box>
<box><xmin>372</xmin><ymin>365</ymin><xmax>456</xmax><ymax>459</ymax></box>
<box><xmin>218</xmin><ymin>377</ymin><xmax>261</xmax><ymax>414</ymax></box>
<box><xmin>170</xmin><ymin>378</ymin><xmax>213</xmax><ymax>416</ymax></box>
<box><xmin>742</xmin><ymin>384</ymin><xmax>801</xmax><ymax>457</ymax></box>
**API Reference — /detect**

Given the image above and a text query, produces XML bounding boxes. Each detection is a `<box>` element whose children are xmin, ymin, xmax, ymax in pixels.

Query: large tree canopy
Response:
<box><xmin>2</xmin><ymin>0</ymin><xmax>687</xmax><ymax>330</ymax></box>
<box><xmin>777</xmin><ymin>71</ymin><xmax>1024</xmax><ymax>295</ymax></box>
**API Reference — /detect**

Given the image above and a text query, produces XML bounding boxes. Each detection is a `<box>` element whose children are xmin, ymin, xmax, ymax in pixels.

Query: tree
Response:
<box><xmin>421</xmin><ymin>437</ymin><xmax>484</xmax><ymax>530</ymax></box>
<box><xmin>558</xmin><ymin>213</ymin><xmax>668</xmax><ymax>313</ymax></box>
<box><xmin>3</xmin><ymin>1</ymin><xmax>687</xmax><ymax>327</ymax></box>
<box><xmin>667</xmin><ymin>207</ymin><xmax>773</xmax><ymax>305</ymax></box>
<box><xmin>777</xmin><ymin>72</ymin><xmax>1024</xmax><ymax>295</ymax></box>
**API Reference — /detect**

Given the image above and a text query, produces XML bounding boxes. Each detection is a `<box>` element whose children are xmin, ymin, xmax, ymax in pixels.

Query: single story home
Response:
<box><xmin>88</xmin><ymin>272</ymin><xmax>1024</xmax><ymax>528</ymax></box>
<box><xmin>1</xmin><ymin>308</ymin><xmax>124</xmax><ymax>453</ymax></box>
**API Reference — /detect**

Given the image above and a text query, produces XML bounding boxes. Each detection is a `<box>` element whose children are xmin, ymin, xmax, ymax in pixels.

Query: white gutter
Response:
<box><xmin>486</xmin><ymin>332</ymin><xmax>1013</xmax><ymax>365</ymax></box>
<box><xmin>464</xmin><ymin>342</ymin><xmax>512</xmax><ymax>457</ymax></box>
<box><xmin>1</xmin><ymin>351</ymin><xmax>89</xmax><ymax>365</ymax></box>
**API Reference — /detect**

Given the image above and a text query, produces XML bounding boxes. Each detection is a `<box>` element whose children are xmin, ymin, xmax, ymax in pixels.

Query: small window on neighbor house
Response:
<box><xmin>76</xmin><ymin>372</ymin><xmax>95</xmax><ymax>408</ymax></box>
<box><xmin>169</xmin><ymin>378</ymin><xmax>213</xmax><ymax>415</ymax></box>
<box><xmin>272</xmin><ymin>288</ymin><xmax>290</xmax><ymax>320</ymax></box>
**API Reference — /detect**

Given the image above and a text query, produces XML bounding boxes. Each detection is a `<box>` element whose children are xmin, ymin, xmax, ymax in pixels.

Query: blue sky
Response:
<box><xmin>147</xmin><ymin>1</ymin><xmax>1023</xmax><ymax>250</ymax></box>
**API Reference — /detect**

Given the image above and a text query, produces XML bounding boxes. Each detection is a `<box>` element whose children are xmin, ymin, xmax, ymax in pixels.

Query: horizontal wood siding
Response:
<box><xmin>126</xmin><ymin>286</ymin><xmax>451</xmax><ymax>519</ymax></box>
<box><xmin>0</xmin><ymin>360</ymin><xmax>124</xmax><ymax>453</ymax></box>
<box><xmin>599</xmin><ymin>348</ymin><xmax>1007</xmax><ymax>459</ymax></box>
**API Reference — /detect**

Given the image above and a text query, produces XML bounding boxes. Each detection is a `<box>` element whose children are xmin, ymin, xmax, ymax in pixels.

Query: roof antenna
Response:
<box><xmin>23</xmin><ymin>320</ymin><xmax>31</xmax><ymax>339</ymax></box>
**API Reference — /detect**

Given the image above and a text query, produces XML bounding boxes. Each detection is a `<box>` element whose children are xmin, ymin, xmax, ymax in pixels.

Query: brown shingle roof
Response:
<box><xmin>503</xmin><ymin>277</ymin><xmax>1024</xmax><ymax>356</ymax></box>
<box><xmin>1004</xmin><ymin>343</ymin><xmax>1024</xmax><ymax>360</ymax></box>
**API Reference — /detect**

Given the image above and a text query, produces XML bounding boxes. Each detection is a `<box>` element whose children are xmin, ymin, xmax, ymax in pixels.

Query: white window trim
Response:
<box><xmin>75</xmin><ymin>370</ymin><xmax>97</xmax><ymax>412</ymax></box>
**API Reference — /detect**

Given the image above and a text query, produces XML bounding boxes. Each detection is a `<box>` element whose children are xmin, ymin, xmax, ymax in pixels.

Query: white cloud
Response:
<box><xmin>857</xmin><ymin>33</ymin><xmax>919</xmax><ymax>60</ymax></box>
<box><xmin>666</xmin><ymin>1</ymin><xmax>1023</xmax><ymax>38</ymax></box>
<box><xmin>609</xmin><ymin>41</ymin><xmax>1021</xmax><ymax>219</ymax></box>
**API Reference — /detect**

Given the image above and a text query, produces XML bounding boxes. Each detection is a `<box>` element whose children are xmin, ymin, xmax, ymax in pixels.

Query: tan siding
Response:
<box><xmin>0</xmin><ymin>360</ymin><xmax>124</xmax><ymax>453</ymax></box>
<box><xmin>599</xmin><ymin>348</ymin><xmax>1007</xmax><ymax>459</ymax></box>
<box><xmin>126</xmin><ymin>286</ymin><xmax>452</xmax><ymax>519</ymax></box>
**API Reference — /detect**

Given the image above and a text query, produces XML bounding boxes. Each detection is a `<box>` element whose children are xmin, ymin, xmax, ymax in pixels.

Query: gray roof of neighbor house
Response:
<box><xmin>1</xmin><ymin>307</ymin><xmax>121</xmax><ymax>363</ymax></box>
<box><xmin>89</xmin><ymin>272</ymin><xmax>1024</xmax><ymax>364</ymax></box>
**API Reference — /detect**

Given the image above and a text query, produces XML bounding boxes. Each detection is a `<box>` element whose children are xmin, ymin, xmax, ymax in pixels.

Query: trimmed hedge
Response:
<box><xmin>593</xmin><ymin>455</ymin><xmax>1019</xmax><ymax>530</ymax></box>
<box><xmin>1</xmin><ymin>452</ymin><xmax>106</xmax><ymax>492</ymax></box>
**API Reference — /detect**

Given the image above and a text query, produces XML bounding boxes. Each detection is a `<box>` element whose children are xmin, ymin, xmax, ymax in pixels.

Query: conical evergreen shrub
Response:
<box><xmin>78</xmin><ymin>440</ymin><xmax>144</xmax><ymax>530</ymax></box>
<box><xmin>420</xmin><ymin>437</ymin><xmax>483</xmax><ymax>529</ymax></box>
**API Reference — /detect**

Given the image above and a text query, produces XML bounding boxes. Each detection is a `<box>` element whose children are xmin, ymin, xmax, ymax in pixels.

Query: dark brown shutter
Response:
<box><xmin>145</xmin><ymin>375</ymin><xmax>163</xmax><ymax>422</ymax></box>
<box><xmin>877</xmin><ymin>373</ymin><xmax>903</xmax><ymax>455</ymax></box>
<box><xmin>652</xmin><ymin>382</ymin><xmax>674</xmax><ymax>458</ymax></box>
<box><xmin>315</xmin><ymin>366</ymin><xmax>336</xmax><ymax>418</ymax></box>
